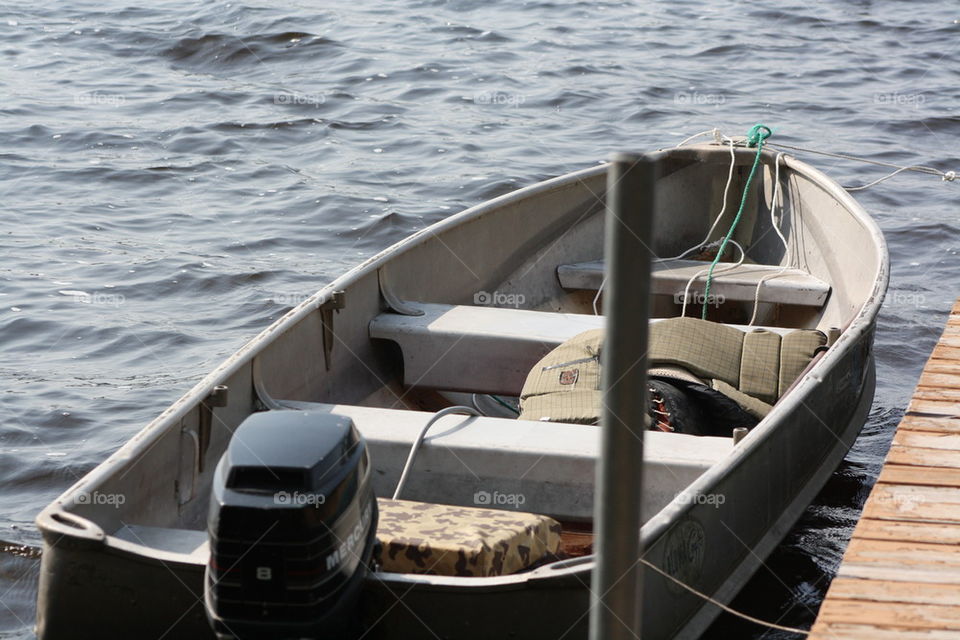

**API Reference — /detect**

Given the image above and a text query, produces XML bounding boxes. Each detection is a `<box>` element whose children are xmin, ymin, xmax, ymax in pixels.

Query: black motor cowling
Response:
<box><xmin>204</xmin><ymin>411</ymin><xmax>377</xmax><ymax>640</ymax></box>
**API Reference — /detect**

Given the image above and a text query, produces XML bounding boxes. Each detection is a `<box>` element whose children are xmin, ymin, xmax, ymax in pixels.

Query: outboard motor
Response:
<box><xmin>204</xmin><ymin>411</ymin><xmax>378</xmax><ymax>639</ymax></box>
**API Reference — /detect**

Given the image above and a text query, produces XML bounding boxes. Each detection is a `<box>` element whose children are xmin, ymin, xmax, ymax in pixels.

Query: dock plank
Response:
<box><xmin>853</xmin><ymin>518</ymin><xmax>960</xmax><ymax>545</ymax></box>
<box><xmin>912</xmin><ymin>387</ymin><xmax>960</xmax><ymax>403</ymax></box>
<box><xmin>810</xmin><ymin>299</ymin><xmax>960</xmax><ymax>638</ymax></box>
<box><xmin>878</xmin><ymin>464</ymin><xmax>960</xmax><ymax>488</ymax></box>
<box><xmin>817</xmin><ymin>599</ymin><xmax>960</xmax><ymax>630</ymax></box>
<box><xmin>896</xmin><ymin>415</ymin><xmax>960</xmax><ymax>433</ymax></box>
<box><xmin>818</xmin><ymin>598</ymin><xmax>960</xmax><ymax>631</ymax></box>
<box><xmin>837</xmin><ymin>563</ymin><xmax>960</xmax><ymax>586</ymax></box>
<box><xmin>811</xmin><ymin>624</ymin><xmax>960</xmax><ymax>640</ymax></box>
<box><xmin>906</xmin><ymin>396</ymin><xmax>960</xmax><ymax>416</ymax></box>
<box><xmin>886</xmin><ymin>444</ymin><xmax>960</xmax><ymax>468</ymax></box>
<box><xmin>842</xmin><ymin>539</ymin><xmax>960</xmax><ymax>568</ymax></box>
<box><xmin>826</xmin><ymin>577</ymin><xmax>960</xmax><ymax>606</ymax></box>
<box><xmin>861</xmin><ymin>483</ymin><xmax>960</xmax><ymax>522</ymax></box>
<box><xmin>894</xmin><ymin>430</ymin><xmax>960</xmax><ymax>451</ymax></box>
<box><xmin>936</xmin><ymin>334</ymin><xmax>960</xmax><ymax>348</ymax></box>
<box><xmin>918</xmin><ymin>371</ymin><xmax>960</xmax><ymax>389</ymax></box>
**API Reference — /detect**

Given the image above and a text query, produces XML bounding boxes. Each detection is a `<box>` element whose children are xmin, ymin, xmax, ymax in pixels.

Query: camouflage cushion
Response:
<box><xmin>375</xmin><ymin>499</ymin><xmax>561</xmax><ymax>577</ymax></box>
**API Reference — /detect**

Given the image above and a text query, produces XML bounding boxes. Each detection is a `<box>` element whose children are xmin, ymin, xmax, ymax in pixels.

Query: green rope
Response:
<box><xmin>701</xmin><ymin>124</ymin><xmax>772</xmax><ymax>320</ymax></box>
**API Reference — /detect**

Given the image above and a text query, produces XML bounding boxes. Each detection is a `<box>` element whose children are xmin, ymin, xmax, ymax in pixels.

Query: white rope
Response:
<box><xmin>749</xmin><ymin>153</ymin><xmax>792</xmax><ymax>326</ymax></box>
<box><xmin>845</xmin><ymin>165</ymin><xmax>929</xmax><ymax>191</ymax></box>
<box><xmin>392</xmin><ymin>406</ymin><xmax>479</xmax><ymax>499</ymax></box>
<box><xmin>675</xmin><ymin>128</ymin><xmax>721</xmax><ymax>148</ymax></box>
<box><xmin>638</xmin><ymin>557</ymin><xmax>810</xmax><ymax>636</ymax></box>
<box><xmin>762</xmin><ymin>141</ymin><xmax>957</xmax><ymax>189</ymax></box>
<box><xmin>680</xmin><ymin>239</ymin><xmax>745</xmax><ymax>317</ymax></box>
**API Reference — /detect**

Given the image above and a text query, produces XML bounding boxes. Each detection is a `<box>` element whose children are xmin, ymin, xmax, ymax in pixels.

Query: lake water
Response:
<box><xmin>1</xmin><ymin>1</ymin><xmax>958</xmax><ymax>637</ymax></box>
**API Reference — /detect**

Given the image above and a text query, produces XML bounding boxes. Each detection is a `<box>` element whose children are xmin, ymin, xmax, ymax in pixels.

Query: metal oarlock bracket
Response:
<box><xmin>197</xmin><ymin>384</ymin><xmax>228</xmax><ymax>472</ymax></box>
<box><xmin>320</xmin><ymin>290</ymin><xmax>345</xmax><ymax>371</ymax></box>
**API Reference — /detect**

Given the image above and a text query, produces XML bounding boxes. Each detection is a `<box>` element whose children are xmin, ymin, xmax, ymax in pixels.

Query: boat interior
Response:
<box><xmin>53</xmin><ymin>146</ymin><xmax>881</xmax><ymax>581</ymax></box>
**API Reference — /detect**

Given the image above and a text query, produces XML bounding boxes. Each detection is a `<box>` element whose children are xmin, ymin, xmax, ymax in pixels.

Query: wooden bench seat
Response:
<box><xmin>557</xmin><ymin>259</ymin><xmax>831</xmax><ymax>307</ymax></box>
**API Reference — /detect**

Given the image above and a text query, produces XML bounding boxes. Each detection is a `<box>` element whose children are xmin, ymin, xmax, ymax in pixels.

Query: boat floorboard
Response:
<box><xmin>810</xmin><ymin>298</ymin><xmax>960</xmax><ymax>638</ymax></box>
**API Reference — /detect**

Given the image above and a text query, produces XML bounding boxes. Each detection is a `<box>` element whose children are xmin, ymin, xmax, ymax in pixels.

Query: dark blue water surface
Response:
<box><xmin>1</xmin><ymin>0</ymin><xmax>958</xmax><ymax>637</ymax></box>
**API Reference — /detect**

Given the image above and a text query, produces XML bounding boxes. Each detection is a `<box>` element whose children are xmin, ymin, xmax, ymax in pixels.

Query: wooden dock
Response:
<box><xmin>811</xmin><ymin>299</ymin><xmax>960</xmax><ymax>639</ymax></box>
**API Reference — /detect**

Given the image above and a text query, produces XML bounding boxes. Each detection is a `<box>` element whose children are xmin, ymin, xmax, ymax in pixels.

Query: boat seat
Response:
<box><xmin>375</xmin><ymin>498</ymin><xmax>561</xmax><ymax>576</ymax></box>
<box><xmin>557</xmin><ymin>259</ymin><xmax>831</xmax><ymax>307</ymax></box>
<box><xmin>369</xmin><ymin>303</ymin><xmax>796</xmax><ymax>396</ymax></box>
<box><xmin>278</xmin><ymin>401</ymin><xmax>733</xmax><ymax>522</ymax></box>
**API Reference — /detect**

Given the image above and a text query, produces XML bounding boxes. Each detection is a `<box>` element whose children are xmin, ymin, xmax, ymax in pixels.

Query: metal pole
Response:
<box><xmin>589</xmin><ymin>152</ymin><xmax>654</xmax><ymax>640</ymax></box>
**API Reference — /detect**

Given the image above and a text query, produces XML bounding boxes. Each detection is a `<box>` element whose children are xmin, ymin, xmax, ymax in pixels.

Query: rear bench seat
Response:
<box><xmin>369</xmin><ymin>302</ymin><xmax>794</xmax><ymax>396</ymax></box>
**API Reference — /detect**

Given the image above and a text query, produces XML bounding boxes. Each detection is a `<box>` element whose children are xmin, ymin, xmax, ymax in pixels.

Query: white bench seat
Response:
<box><xmin>278</xmin><ymin>402</ymin><xmax>733</xmax><ymax>521</ymax></box>
<box><xmin>369</xmin><ymin>303</ymin><xmax>794</xmax><ymax>396</ymax></box>
<box><xmin>557</xmin><ymin>259</ymin><xmax>831</xmax><ymax>307</ymax></box>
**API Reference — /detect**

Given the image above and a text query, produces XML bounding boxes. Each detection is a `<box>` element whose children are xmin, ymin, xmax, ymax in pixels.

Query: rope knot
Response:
<box><xmin>746</xmin><ymin>124</ymin><xmax>772</xmax><ymax>148</ymax></box>
<box><xmin>943</xmin><ymin>170</ymin><xmax>956</xmax><ymax>182</ymax></box>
